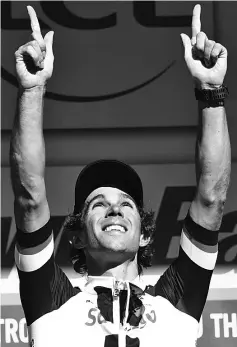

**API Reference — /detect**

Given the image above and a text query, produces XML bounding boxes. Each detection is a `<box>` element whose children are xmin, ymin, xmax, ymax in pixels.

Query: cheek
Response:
<box><xmin>85</xmin><ymin>213</ymin><xmax>102</xmax><ymax>240</ymax></box>
<box><xmin>86</xmin><ymin>216</ymin><xmax>96</xmax><ymax>234</ymax></box>
<box><xmin>130</xmin><ymin>213</ymin><xmax>141</xmax><ymax>236</ymax></box>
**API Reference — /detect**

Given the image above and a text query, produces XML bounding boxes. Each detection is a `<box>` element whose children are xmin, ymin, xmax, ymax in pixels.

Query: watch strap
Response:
<box><xmin>195</xmin><ymin>85</ymin><xmax>229</xmax><ymax>102</ymax></box>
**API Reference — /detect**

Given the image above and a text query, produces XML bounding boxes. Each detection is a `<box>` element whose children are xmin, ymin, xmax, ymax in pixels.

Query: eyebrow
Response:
<box><xmin>87</xmin><ymin>194</ymin><xmax>105</xmax><ymax>207</ymax></box>
<box><xmin>87</xmin><ymin>192</ymin><xmax>136</xmax><ymax>207</ymax></box>
<box><xmin>120</xmin><ymin>193</ymin><xmax>136</xmax><ymax>205</ymax></box>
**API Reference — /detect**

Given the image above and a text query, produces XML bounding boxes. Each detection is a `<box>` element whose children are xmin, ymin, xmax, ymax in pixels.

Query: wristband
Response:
<box><xmin>195</xmin><ymin>85</ymin><xmax>229</xmax><ymax>107</ymax></box>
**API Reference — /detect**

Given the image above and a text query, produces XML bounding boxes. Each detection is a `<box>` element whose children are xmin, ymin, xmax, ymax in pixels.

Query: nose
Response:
<box><xmin>105</xmin><ymin>204</ymin><xmax>124</xmax><ymax>218</ymax></box>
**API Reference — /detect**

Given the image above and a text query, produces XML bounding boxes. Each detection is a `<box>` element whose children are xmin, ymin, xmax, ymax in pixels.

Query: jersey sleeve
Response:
<box><xmin>15</xmin><ymin>219</ymin><xmax>75</xmax><ymax>326</ymax></box>
<box><xmin>149</xmin><ymin>212</ymin><xmax>218</xmax><ymax>321</ymax></box>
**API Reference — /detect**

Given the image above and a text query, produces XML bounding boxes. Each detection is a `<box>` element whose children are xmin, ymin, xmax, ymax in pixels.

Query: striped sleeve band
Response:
<box><xmin>181</xmin><ymin>212</ymin><xmax>219</xmax><ymax>270</ymax></box>
<box><xmin>15</xmin><ymin>219</ymin><xmax>54</xmax><ymax>272</ymax></box>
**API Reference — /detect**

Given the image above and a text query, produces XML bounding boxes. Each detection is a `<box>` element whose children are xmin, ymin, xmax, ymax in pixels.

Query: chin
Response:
<box><xmin>103</xmin><ymin>243</ymin><xmax>137</xmax><ymax>258</ymax></box>
<box><xmin>103</xmin><ymin>243</ymin><xmax>127</xmax><ymax>253</ymax></box>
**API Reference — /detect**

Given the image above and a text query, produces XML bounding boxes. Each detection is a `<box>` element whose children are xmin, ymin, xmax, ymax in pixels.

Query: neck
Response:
<box><xmin>85</xmin><ymin>251</ymin><xmax>139</xmax><ymax>281</ymax></box>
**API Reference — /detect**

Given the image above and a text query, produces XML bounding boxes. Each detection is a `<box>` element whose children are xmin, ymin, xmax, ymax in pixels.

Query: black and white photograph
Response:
<box><xmin>1</xmin><ymin>1</ymin><xmax>237</xmax><ymax>346</ymax></box>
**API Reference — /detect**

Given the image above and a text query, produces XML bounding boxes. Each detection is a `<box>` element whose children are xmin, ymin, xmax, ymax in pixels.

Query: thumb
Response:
<box><xmin>180</xmin><ymin>33</ymin><xmax>192</xmax><ymax>61</ymax></box>
<box><xmin>43</xmin><ymin>31</ymin><xmax>54</xmax><ymax>72</ymax></box>
<box><xmin>44</xmin><ymin>31</ymin><xmax>54</xmax><ymax>54</ymax></box>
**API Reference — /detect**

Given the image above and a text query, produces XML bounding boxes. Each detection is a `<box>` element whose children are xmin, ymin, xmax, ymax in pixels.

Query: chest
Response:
<box><xmin>29</xmin><ymin>292</ymin><xmax>198</xmax><ymax>347</ymax></box>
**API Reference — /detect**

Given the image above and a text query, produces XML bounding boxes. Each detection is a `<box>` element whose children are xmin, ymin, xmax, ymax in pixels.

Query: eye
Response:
<box><xmin>121</xmin><ymin>201</ymin><xmax>133</xmax><ymax>208</ymax></box>
<box><xmin>93</xmin><ymin>202</ymin><xmax>105</xmax><ymax>208</ymax></box>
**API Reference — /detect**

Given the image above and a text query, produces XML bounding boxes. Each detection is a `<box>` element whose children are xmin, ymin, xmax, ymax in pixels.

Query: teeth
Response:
<box><xmin>105</xmin><ymin>225</ymin><xmax>126</xmax><ymax>232</ymax></box>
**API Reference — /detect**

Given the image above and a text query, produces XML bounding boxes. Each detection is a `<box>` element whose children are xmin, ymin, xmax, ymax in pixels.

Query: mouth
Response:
<box><xmin>102</xmin><ymin>224</ymin><xmax>127</xmax><ymax>233</ymax></box>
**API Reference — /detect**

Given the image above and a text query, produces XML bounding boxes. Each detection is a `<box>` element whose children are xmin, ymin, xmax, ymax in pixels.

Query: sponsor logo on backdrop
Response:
<box><xmin>1</xmin><ymin>1</ymin><xmax>193</xmax><ymax>101</ymax></box>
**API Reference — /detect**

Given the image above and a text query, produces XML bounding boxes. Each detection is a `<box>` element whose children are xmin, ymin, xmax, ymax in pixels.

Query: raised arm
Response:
<box><xmin>181</xmin><ymin>4</ymin><xmax>231</xmax><ymax>230</ymax></box>
<box><xmin>10</xmin><ymin>6</ymin><xmax>54</xmax><ymax>232</ymax></box>
<box><xmin>152</xmin><ymin>6</ymin><xmax>231</xmax><ymax>327</ymax></box>
<box><xmin>11</xmin><ymin>8</ymin><xmax>75</xmax><ymax>330</ymax></box>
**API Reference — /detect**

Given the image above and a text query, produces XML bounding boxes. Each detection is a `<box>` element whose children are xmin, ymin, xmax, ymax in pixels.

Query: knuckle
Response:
<box><xmin>196</xmin><ymin>41</ymin><xmax>203</xmax><ymax>50</ymax></box>
<box><xmin>196</xmin><ymin>32</ymin><xmax>201</xmax><ymax>40</ymax></box>
<box><xmin>212</xmin><ymin>43</ymin><xmax>222</xmax><ymax>54</ymax></box>
<box><xmin>31</xmin><ymin>40</ymin><xmax>39</xmax><ymax>50</ymax></box>
<box><xmin>30</xmin><ymin>38</ymin><xmax>43</xmax><ymax>52</ymax></box>
<box><xmin>25</xmin><ymin>45</ymin><xmax>32</xmax><ymax>53</ymax></box>
<box><xmin>196</xmin><ymin>32</ymin><xmax>206</xmax><ymax>47</ymax></box>
<box><xmin>26</xmin><ymin>41</ymin><xmax>34</xmax><ymax>50</ymax></box>
<box><xmin>15</xmin><ymin>49</ymin><xmax>20</xmax><ymax>56</ymax></box>
<box><xmin>207</xmin><ymin>40</ymin><xmax>215</xmax><ymax>46</ymax></box>
<box><xmin>198</xmin><ymin>31</ymin><xmax>206</xmax><ymax>38</ymax></box>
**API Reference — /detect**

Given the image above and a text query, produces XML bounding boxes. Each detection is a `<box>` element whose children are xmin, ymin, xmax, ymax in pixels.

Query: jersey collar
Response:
<box><xmin>79</xmin><ymin>275</ymin><xmax>146</xmax><ymax>294</ymax></box>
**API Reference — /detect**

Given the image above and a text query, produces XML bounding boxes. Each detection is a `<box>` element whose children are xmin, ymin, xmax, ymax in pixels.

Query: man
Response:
<box><xmin>11</xmin><ymin>4</ymin><xmax>230</xmax><ymax>347</ymax></box>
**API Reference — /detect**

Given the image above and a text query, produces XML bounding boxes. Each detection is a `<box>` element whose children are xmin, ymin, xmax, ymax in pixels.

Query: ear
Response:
<box><xmin>139</xmin><ymin>234</ymin><xmax>150</xmax><ymax>248</ymax></box>
<box><xmin>73</xmin><ymin>229</ymin><xmax>87</xmax><ymax>249</ymax></box>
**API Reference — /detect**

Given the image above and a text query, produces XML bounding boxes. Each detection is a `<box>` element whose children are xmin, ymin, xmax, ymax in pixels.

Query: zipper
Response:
<box><xmin>112</xmin><ymin>280</ymin><xmax>121</xmax><ymax>329</ymax></box>
<box><xmin>112</xmin><ymin>280</ymin><xmax>130</xmax><ymax>347</ymax></box>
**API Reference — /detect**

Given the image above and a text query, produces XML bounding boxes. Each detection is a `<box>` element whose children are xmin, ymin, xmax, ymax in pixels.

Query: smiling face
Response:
<box><xmin>83</xmin><ymin>187</ymin><xmax>143</xmax><ymax>259</ymax></box>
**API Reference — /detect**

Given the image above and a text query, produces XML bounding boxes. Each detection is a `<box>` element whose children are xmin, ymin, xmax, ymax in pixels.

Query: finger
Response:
<box><xmin>27</xmin><ymin>6</ymin><xmax>45</xmax><ymax>51</ymax></box>
<box><xmin>27</xmin><ymin>6</ymin><xmax>40</xmax><ymax>33</ymax></box>
<box><xmin>18</xmin><ymin>45</ymin><xmax>41</xmax><ymax>67</ymax></box>
<box><xmin>204</xmin><ymin>39</ymin><xmax>215</xmax><ymax>61</ymax></box>
<box><xmin>180</xmin><ymin>33</ymin><xmax>192</xmax><ymax>61</ymax></box>
<box><xmin>19</xmin><ymin>41</ymin><xmax>44</xmax><ymax>68</ymax></box>
<box><xmin>191</xmin><ymin>4</ymin><xmax>201</xmax><ymax>45</ymax></box>
<box><xmin>44</xmin><ymin>31</ymin><xmax>54</xmax><ymax>54</ymax></box>
<box><xmin>30</xmin><ymin>32</ymin><xmax>46</xmax><ymax>52</ymax></box>
<box><xmin>211</xmin><ymin>43</ymin><xmax>227</xmax><ymax>73</ymax></box>
<box><xmin>211</xmin><ymin>43</ymin><xmax>227</xmax><ymax>59</ymax></box>
<box><xmin>30</xmin><ymin>40</ymin><xmax>44</xmax><ymax>64</ymax></box>
<box><xmin>196</xmin><ymin>31</ymin><xmax>207</xmax><ymax>54</ymax></box>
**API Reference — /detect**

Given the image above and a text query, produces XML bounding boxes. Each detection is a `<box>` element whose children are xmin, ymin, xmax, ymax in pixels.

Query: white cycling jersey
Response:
<box><xmin>15</xmin><ymin>213</ymin><xmax>218</xmax><ymax>347</ymax></box>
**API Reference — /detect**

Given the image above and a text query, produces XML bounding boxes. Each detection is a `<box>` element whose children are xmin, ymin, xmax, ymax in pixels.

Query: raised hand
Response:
<box><xmin>15</xmin><ymin>6</ymin><xmax>54</xmax><ymax>89</ymax></box>
<box><xmin>181</xmin><ymin>4</ymin><xmax>227</xmax><ymax>90</ymax></box>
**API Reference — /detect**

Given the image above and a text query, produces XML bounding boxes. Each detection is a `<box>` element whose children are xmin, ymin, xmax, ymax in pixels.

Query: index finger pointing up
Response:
<box><xmin>27</xmin><ymin>6</ymin><xmax>45</xmax><ymax>50</ymax></box>
<box><xmin>192</xmin><ymin>4</ymin><xmax>201</xmax><ymax>41</ymax></box>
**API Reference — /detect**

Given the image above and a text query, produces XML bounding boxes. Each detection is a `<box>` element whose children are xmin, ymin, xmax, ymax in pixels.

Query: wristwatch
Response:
<box><xmin>195</xmin><ymin>85</ymin><xmax>229</xmax><ymax>106</ymax></box>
